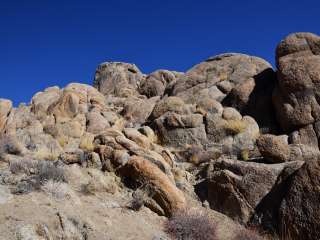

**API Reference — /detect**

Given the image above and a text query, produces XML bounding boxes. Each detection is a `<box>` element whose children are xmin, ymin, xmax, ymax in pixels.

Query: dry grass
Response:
<box><xmin>224</xmin><ymin>119</ymin><xmax>247</xmax><ymax>135</ymax></box>
<box><xmin>9</xmin><ymin>159</ymin><xmax>38</xmax><ymax>175</ymax></box>
<box><xmin>41</xmin><ymin>180</ymin><xmax>71</xmax><ymax>200</ymax></box>
<box><xmin>127</xmin><ymin>184</ymin><xmax>155</xmax><ymax>211</ymax></box>
<box><xmin>34</xmin><ymin>148</ymin><xmax>58</xmax><ymax>161</ymax></box>
<box><xmin>36</xmin><ymin>161</ymin><xmax>67</xmax><ymax>184</ymax></box>
<box><xmin>57</xmin><ymin>136</ymin><xmax>68</xmax><ymax>148</ymax></box>
<box><xmin>0</xmin><ymin>136</ymin><xmax>23</xmax><ymax>155</ymax></box>
<box><xmin>165</xmin><ymin>209</ymin><xmax>217</xmax><ymax>240</ymax></box>
<box><xmin>241</xmin><ymin>149</ymin><xmax>250</xmax><ymax>161</ymax></box>
<box><xmin>79</xmin><ymin>133</ymin><xmax>95</xmax><ymax>152</ymax></box>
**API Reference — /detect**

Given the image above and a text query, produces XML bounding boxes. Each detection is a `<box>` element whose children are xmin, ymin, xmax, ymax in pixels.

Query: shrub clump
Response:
<box><xmin>10</xmin><ymin>160</ymin><xmax>67</xmax><ymax>194</ymax></box>
<box><xmin>165</xmin><ymin>209</ymin><xmax>217</xmax><ymax>240</ymax></box>
<box><xmin>36</xmin><ymin>161</ymin><xmax>67</xmax><ymax>184</ymax></box>
<box><xmin>41</xmin><ymin>180</ymin><xmax>71</xmax><ymax>200</ymax></box>
<box><xmin>224</xmin><ymin>119</ymin><xmax>247</xmax><ymax>135</ymax></box>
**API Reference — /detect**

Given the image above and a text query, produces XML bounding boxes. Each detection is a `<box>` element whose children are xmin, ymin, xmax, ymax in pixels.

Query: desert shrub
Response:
<box><xmin>128</xmin><ymin>184</ymin><xmax>155</xmax><ymax>211</ymax></box>
<box><xmin>34</xmin><ymin>148</ymin><xmax>58</xmax><ymax>161</ymax></box>
<box><xmin>241</xmin><ymin>149</ymin><xmax>250</xmax><ymax>161</ymax></box>
<box><xmin>79</xmin><ymin>133</ymin><xmax>95</xmax><ymax>152</ymax></box>
<box><xmin>0</xmin><ymin>136</ymin><xmax>23</xmax><ymax>155</ymax></box>
<box><xmin>129</xmin><ymin>190</ymin><xmax>146</xmax><ymax>211</ymax></box>
<box><xmin>165</xmin><ymin>209</ymin><xmax>217</xmax><ymax>240</ymax></box>
<box><xmin>57</xmin><ymin>136</ymin><xmax>68</xmax><ymax>148</ymax></box>
<box><xmin>41</xmin><ymin>180</ymin><xmax>71</xmax><ymax>200</ymax></box>
<box><xmin>36</xmin><ymin>161</ymin><xmax>67</xmax><ymax>184</ymax></box>
<box><xmin>9</xmin><ymin>159</ymin><xmax>38</xmax><ymax>175</ymax></box>
<box><xmin>12</xmin><ymin>179</ymin><xmax>39</xmax><ymax>194</ymax></box>
<box><xmin>224</xmin><ymin>120</ymin><xmax>247</xmax><ymax>135</ymax></box>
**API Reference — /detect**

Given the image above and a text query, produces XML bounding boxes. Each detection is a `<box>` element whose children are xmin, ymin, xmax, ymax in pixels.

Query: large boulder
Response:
<box><xmin>170</xmin><ymin>53</ymin><xmax>277</xmax><ymax>130</ymax></box>
<box><xmin>279</xmin><ymin>160</ymin><xmax>320</xmax><ymax>240</ymax></box>
<box><xmin>121</xmin><ymin>96</ymin><xmax>160</xmax><ymax>125</ymax></box>
<box><xmin>139</xmin><ymin>70</ymin><xmax>182</xmax><ymax>98</ymax></box>
<box><xmin>279</xmin><ymin>159</ymin><xmax>320</xmax><ymax>240</ymax></box>
<box><xmin>93</xmin><ymin>62</ymin><xmax>144</xmax><ymax>97</ymax></box>
<box><xmin>273</xmin><ymin>33</ymin><xmax>320</xmax><ymax>132</ymax></box>
<box><xmin>207</xmin><ymin>158</ymin><xmax>303</xmax><ymax>224</ymax></box>
<box><xmin>119</xmin><ymin>156</ymin><xmax>186</xmax><ymax>217</ymax></box>
<box><xmin>257</xmin><ymin>134</ymin><xmax>320</xmax><ymax>163</ymax></box>
<box><xmin>256</xmin><ymin>134</ymin><xmax>290</xmax><ymax>163</ymax></box>
<box><xmin>206</xmin><ymin>109</ymin><xmax>260</xmax><ymax>157</ymax></box>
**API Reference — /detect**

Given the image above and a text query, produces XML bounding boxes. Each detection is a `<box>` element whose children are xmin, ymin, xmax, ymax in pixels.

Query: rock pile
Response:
<box><xmin>1</xmin><ymin>32</ymin><xmax>320</xmax><ymax>240</ymax></box>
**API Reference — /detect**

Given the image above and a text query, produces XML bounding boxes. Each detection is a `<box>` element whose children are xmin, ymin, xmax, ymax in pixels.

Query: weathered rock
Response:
<box><xmin>279</xmin><ymin>160</ymin><xmax>320</xmax><ymax>240</ymax></box>
<box><xmin>139</xmin><ymin>70</ymin><xmax>180</xmax><ymax>97</ymax></box>
<box><xmin>196</xmin><ymin>97</ymin><xmax>223</xmax><ymax>115</ymax></box>
<box><xmin>94</xmin><ymin>62</ymin><xmax>144</xmax><ymax>97</ymax></box>
<box><xmin>31</xmin><ymin>86</ymin><xmax>61</xmax><ymax>118</ymax></box>
<box><xmin>121</xmin><ymin>96</ymin><xmax>159</xmax><ymax>125</ymax></box>
<box><xmin>150</xmin><ymin>96</ymin><xmax>190</xmax><ymax>120</ymax></box>
<box><xmin>207</xmin><ymin>158</ymin><xmax>303</xmax><ymax>224</ymax></box>
<box><xmin>123</xmin><ymin>128</ymin><xmax>151</xmax><ymax>149</ymax></box>
<box><xmin>120</xmin><ymin>156</ymin><xmax>186</xmax><ymax>216</ymax></box>
<box><xmin>274</xmin><ymin>32</ymin><xmax>320</xmax><ymax>131</ymax></box>
<box><xmin>138</xmin><ymin>126</ymin><xmax>158</xmax><ymax>143</ymax></box>
<box><xmin>288</xmin><ymin>144</ymin><xmax>320</xmax><ymax>162</ymax></box>
<box><xmin>257</xmin><ymin>134</ymin><xmax>290</xmax><ymax>163</ymax></box>
<box><xmin>86</xmin><ymin>110</ymin><xmax>110</xmax><ymax>134</ymax></box>
<box><xmin>222</xmin><ymin>107</ymin><xmax>242</xmax><ymax>121</ymax></box>
<box><xmin>289</xmin><ymin>124</ymin><xmax>319</xmax><ymax>148</ymax></box>
<box><xmin>154</xmin><ymin>112</ymin><xmax>207</xmax><ymax>148</ymax></box>
<box><xmin>171</xmin><ymin>53</ymin><xmax>277</xmax><ymax>130</ymax></box>
<box><xmin>206</xmin><ymin>112</ymin><xmax>259</xmax><ymax>156</ymax></box>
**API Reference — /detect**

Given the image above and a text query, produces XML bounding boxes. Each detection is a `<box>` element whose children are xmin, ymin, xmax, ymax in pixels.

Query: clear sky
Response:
<box><xmin>1</xmin><ymin>0</ymin><xmax>319</xmax><ymax>105</ymax></box>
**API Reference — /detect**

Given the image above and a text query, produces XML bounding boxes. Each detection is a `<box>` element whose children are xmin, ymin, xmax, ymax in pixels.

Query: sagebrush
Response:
<box><xmin>165</xmin><ymin>209</ymin><xmax>217</xmax><ymax>240</ymax></box>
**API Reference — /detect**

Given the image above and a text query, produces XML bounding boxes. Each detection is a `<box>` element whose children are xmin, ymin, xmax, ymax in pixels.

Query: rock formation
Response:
<box><xmin>1</xmin><ymin>32</ymin><xmax>320</xmax><ymax>240</ymax></box>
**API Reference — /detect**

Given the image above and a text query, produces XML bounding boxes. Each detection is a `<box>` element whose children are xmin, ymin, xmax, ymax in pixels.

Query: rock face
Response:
<box><xmin>206</xmin><ymin>158</ymin><xmax>303</xmax><ymax>224</ymax></box>
<box><xmin>170</xmin><ymin>53</ymin><xmax>277</xmax><ymax>131</ymax></box>
<box><xmin>274</xmin><ymin>32</ymin><xmax>320</xmax><ymax>133</ymax></box>
<box><xmin>139</xmin><ymin>70</ymin><xmax>182</xmax><ymax>98</ymax></box>
<box><xmin>257</xmin><ymin>134</ymin><xmax>290</xmax><ymax>163</ymax></box>
<box><xmin>279</xmin><ymin>160</ymin><xmax>320</xmax><ymax>240</ymax></box>
<box><xmin>3</xmin><ymin>32</ymin><xmax>320</xmax><ymax>239</ymax></box>
<box><xmin>94</xmin><ymin>62</ymin><xmax>144</xmax><ymax>97</ymax></box>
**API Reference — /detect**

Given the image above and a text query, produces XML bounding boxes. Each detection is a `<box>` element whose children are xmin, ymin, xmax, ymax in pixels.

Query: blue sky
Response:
<box><xmin>1</xmin><ymin>0</ymin><xmax>319</xmax><ymax>105</ymax></box>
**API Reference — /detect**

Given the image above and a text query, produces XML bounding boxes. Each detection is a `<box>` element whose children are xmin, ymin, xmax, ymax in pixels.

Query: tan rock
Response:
<box><xmin>150</xmin><ymin>96</ymin><xmax>189</xmax><ymax>120</ymax></box>
<box><xmin>0</xmin><ymin>99</ymin><xmax>12</xmax><ymax>133</ymax></box>
<box><xmin>120</xmin><ymin>156</ymin><xmax>186</xmax><ymax>216</ymax></box>
<box><xmin>123</xmin><ymin>128</ymin><xmax>151</xmax><ymax>149</ymax></box>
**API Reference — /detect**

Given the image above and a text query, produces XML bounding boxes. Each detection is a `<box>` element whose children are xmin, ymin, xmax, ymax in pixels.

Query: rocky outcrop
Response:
<box><xmin>274</xmin><ymin>32</ymin><xmax>320</xmax><ymax>132</ymax></box>
<box><xmin>170</xmin><ymin>53</ymin><xmax>277</xmax><ymax>131</ymax></box>
<box><xmin>279</xmin><ymin>160</ymin><xmax>320</xmax><ymax>240</ymax></box>
<box><xmin>206</xmin><ymin>159</ymin><xmax>304</xmax><ymax>224</ymax></box>
<box><xmin>4</xmin><ymin>32</ymin><xmax>320</xmax><ymax>239</ymax></box>
<box><xmin>94</xmin><ymin>62</ymin><xmax>144</xmax><ymax>97</ymax></box>
<box><xmin>139</xmin><ymin>70</ymin><xmax>182</xmax><ymax>98</ymax></box>
<box><xmin>257</xmin><ymin>134</ymin><xmax>320</xmax><ymax>163</ymax></box>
